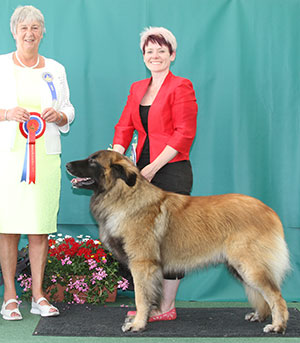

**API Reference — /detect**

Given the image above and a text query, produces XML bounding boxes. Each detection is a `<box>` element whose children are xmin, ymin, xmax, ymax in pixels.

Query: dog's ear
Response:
<box><xmin>110</xmin><ymin>163</ymin><xmax>137</xmax><ymax>187</ymax></box>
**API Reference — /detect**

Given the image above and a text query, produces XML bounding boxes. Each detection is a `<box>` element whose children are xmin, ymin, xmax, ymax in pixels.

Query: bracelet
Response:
<box><xmin>4</xmin><ymin>109</ymin><xmax>8</xmax><ymax>121</ymax></box>
<box><xmin>56</xmin><ymin>111</ymin><xmax>63</xmax><ymax>125</ymax></box>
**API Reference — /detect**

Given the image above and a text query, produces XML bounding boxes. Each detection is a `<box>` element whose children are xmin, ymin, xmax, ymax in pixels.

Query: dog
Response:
<box><xmin>66</xmin><ymin>150</ymin><xmax>290</xmax><ymax>334</ymax></box>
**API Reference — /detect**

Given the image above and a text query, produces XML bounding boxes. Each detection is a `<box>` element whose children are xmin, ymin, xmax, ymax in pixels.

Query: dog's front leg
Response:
<box><xmin>122</xmin><ymin>282</ymin><xmax>149</xmax><ymax>332</ymax></box>
<box><xmin>122</xmin><ymin>260</ymin><xmax>162</xmax><ymax>332</ymax></box>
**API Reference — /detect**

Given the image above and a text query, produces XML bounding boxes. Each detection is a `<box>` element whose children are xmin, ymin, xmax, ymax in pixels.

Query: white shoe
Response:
<box><xmin>30</xmin><ymin>297</ymin><xmax>59</xmax><ymax>317</ymax></box>
<box><xmin>1</xmin><ymin>299</ymin><xmax>23</xmax><ymax>320</ymax></box>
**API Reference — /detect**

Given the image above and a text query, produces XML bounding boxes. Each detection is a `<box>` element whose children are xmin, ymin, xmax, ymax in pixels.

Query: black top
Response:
<box><xmin>137</xmin><ymin>105</ymin><xmax>150</xmax><ymax>170</ymax></box>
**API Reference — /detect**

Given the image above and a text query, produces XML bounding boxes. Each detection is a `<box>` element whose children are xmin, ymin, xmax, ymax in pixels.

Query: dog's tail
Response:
<box><xmin>264</xmin><ymin>232</ymin><xmax>291</xmax><ymax>288</ymax></box>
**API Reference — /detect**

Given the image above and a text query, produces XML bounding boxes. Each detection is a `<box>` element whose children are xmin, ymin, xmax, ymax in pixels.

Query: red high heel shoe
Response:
<box><xmin>127</xmin><ymin>308</ymin><xmax>177</xmax><ymax>322</ymax></box>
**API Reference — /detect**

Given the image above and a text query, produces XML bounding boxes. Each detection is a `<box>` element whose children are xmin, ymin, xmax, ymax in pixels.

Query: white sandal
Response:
<box><xmin>30</xmin><ymin>297</ymin><xmax>59</xmax><ymax>317</ymax></box>
<box><xmin>1</xmin><ymin>299</ymin><xmax>23</xmax><ymax>320</ymax></box>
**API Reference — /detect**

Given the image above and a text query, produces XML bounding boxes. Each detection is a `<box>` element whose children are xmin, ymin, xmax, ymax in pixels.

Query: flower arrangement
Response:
<box><xmin>18</xmin><ymin>234</ymin><xmax>129</xmax><ymax>304</ymax></box>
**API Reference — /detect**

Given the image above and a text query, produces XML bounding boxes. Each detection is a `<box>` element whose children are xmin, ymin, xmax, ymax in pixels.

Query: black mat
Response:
<box><xmin>33</xmin><ymin>305</ymin><xmax>300</xmax><ymax>337</ymax></box>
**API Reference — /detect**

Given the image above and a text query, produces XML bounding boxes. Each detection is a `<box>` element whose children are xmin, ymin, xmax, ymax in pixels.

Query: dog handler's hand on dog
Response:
<box><xmin>141</xmin><ymin>145</ymin><xmax>178</xmax><ymax>182</ymax></box>
<box><xmin>42</xmin><ymin>108</ymin><xmax>66</xmax><ymax>126</ymax></box>
<box><xmin>112</xmin><ymin>144</ymin><xmax>126</xmax><ymax>155</ymax></box>
<box><xmin>2</xmin><ymin>107</ymin><xmax>30</xmax><ymax>123</ymax></box>
<box><xmin>140</xmin><ymin>163</ymin><xmax>159</xmax><ymax>182</ymax></box>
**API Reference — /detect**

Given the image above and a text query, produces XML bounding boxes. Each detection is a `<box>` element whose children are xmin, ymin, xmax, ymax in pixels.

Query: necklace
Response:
<box><xmin>15</xmin><ymin>51</ymin><xmax>40</xmax><ymax>69</ymax></box>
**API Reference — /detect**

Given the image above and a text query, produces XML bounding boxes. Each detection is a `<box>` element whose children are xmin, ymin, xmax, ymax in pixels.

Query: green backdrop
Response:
<box><xmin>0</xmin><ymin>0</ymin><xmax>299</xmax><ymax>301</ymax></box>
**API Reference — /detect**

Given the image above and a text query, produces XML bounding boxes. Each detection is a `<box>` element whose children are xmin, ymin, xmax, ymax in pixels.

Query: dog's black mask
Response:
<box><xmin>66</xmin><ymin>151</ymin><xmax>137</xmax><ymax>193</ymax></box>
<box><xmin>66</xmin><ymin>156</ymin><xmax>104</xmax><ymax>192</ymax></box>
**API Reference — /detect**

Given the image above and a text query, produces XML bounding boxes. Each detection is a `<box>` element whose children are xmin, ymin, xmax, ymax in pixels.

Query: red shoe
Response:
<box><xmin>127</xmin><ymin>308</ymin><xmax>177</xmax><ymax>322</ymax></box>
<box><xmin>149</xmin><ymin>308</ymin><xmax>177</xmax><ymax>322</ymax></box>
<box><xmin>127</xmin><ymin>310</ymin><xmax>136</xmax><ymax>316</ymax></box>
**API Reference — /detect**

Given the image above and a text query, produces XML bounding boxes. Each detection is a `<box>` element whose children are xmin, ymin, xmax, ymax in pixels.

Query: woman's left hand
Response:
<box><xmin>140</xmin><ymin>163</ymin><xmax>158</xmax><ymax>182</ymax></box>
<box><xmin>41</xmin><ymin>108</ymin><xmax>61</xmax><ymax>123</ymax></box>
<box><xmin>140</xmin><ymin>145</ymin><xmax>178</xmax><ymax>182</ymax></box>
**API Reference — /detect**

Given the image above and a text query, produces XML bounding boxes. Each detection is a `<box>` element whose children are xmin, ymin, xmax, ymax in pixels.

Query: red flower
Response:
<box><xmin>48</xmin><ymin>239</ymin><xmax>56</xmax><ymax>247</ymax></box>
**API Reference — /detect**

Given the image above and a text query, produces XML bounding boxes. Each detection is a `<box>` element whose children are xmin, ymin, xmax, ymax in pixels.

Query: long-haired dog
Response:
<box><xmin>66</xmin><ymin>150</ymin><xmax>290</xmax><ymax>334</ymax></box>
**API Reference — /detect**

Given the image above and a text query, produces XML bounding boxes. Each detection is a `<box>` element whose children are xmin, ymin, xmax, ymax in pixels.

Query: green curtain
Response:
<box><xmin>0</xmin><ymin>0</ymin><xmax>299</xmax><ymax>301</ymax></box>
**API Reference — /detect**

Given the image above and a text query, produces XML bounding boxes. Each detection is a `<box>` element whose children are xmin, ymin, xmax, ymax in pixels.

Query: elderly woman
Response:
<box><xmin>113</xmin><ymin>27</ymin><xmax>198</xmax><ymax>321</ymax></box>
<box><xmin>0</xmin><ymin>6</ymin><xmax>74</xmax><ymax>320</ymax></box>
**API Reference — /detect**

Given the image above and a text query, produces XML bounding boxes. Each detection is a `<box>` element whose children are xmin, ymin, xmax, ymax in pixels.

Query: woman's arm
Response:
<box><xmin>52</xmin><ymin>64</ymin><xmax>75</xmax><ymax>133</ymax></box>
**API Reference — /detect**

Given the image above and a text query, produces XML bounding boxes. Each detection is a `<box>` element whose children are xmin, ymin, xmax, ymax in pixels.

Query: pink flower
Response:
<box><xmin>91</xmin><ymin>268</ymin><xmax>108</xmax><ymax>283</ymax></box>
<box><xmin>61</xmin><ymin>256</ymin><xmax>72</xmax><ymax>266</ymax></box>
<box><xmin>87</xmin><ymin>259</ymin><xmax>97</xmax><ymax>270</ymax></box>
<box><xmin>67</xmin><ymin>278</ymin><xmax>89</xmax><ymax>293</ymax></box>
<box><xmin>73</xmin><ymin>294</ymin><xmax>85</xmax><ymax>304</ymax></box>
<box><xmin>18</xmin><ymin>274</ymin><xmax>32</xmax><ymax>292</ymax></box>
<box><xmin>118</xmin><ymin>278</ymin><xmax>129</xmax><ymax>291</ymax></box>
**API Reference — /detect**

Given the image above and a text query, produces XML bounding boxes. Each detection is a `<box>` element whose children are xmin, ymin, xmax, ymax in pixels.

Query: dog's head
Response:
<box><xmin>66</xmin><ymin>150</ymin><xmax>138</xmax><ymax>194</ymax></box>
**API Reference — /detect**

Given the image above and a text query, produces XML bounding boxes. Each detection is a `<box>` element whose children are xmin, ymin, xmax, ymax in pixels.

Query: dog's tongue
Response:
<box><xmin>71</xmin><ymin>177</ymin><xmax>89</xmax><ymax>185</ymax></box>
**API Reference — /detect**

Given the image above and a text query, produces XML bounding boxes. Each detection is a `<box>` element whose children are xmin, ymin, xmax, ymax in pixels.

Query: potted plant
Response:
<box><xmin>18</xmin><ymin>234</ymin><xmax>129</xmax><ymax>304</ymax></box>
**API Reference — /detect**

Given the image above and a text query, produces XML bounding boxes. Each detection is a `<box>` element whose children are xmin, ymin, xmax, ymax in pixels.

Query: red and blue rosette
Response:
<box><xmin>19</xmin><ymin>112</ymin><xmax>46</xmax><ymax>184</ymax></box>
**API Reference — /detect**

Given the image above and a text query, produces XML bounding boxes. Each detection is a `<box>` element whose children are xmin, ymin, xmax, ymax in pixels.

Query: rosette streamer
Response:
<box><xmin>19</xmin><ymin>112</ymin><xmax>46</xmax><ymax>184</ymax></box>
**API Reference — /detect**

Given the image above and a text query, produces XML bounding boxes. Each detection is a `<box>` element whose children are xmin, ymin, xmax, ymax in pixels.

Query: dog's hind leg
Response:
<box><xmin>244</xmin><ymin>285</ymin><xmax>271</xmax><ymax>322</ymax></box>
<box><xmin>227</xmin><ymin>263</ymin><xmax>271</xmax><ymax>322</ymax></box>
<box><xmin>260</xmin><ymin>287</ymin><xmax>289</xmax><ymax>334</ymax></box>
<box><xmin>122</xmin><ymin>260</ymin><xmax>163</xmax><ymax>332</ymax></box>
<box><xmin>238</xmin><ymin>265</ymin><xmax>289</xmax><ymax>333</ymax></box>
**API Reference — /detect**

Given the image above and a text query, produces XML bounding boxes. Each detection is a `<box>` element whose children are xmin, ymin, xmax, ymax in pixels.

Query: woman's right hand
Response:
<box><xmin>5</xmin><ymin>107</ymin><xmax>30</xmax><ymax>123</ymax></box>
<box><xmin>112</xmin><ymin>144</ymin><xmax>126</xmax><ymax>154</ymax></box>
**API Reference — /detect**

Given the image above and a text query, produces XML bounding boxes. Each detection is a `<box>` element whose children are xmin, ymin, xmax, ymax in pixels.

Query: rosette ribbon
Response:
<box><xmin>19</xmin><ymin>112</ymin><xmax>46</xmax><ymax>184</ymax></box>
<box><xmin>42</xmin><ymin>72</ymin><xmax>57</xmax><ymax>102</ymax></box>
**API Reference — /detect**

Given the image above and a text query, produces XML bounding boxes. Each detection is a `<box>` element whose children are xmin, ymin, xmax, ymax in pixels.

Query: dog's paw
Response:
<box><xmin>122</xmin><ymin>321</ymin><xmax>133</xmax><ymax>332</ymax></box>
<box><xmin>121</xmin><ymin>317</ymin><xmax>146</xmax><ymax>333</ymax></box>
<box><xmin>123</xmin><ymin>315</ymin><xmax>133</xmax><ymax>324</ymax></box>
<box><xmin>263</xmin><ymin>323</ymin><xmax>286</xmax><ymax>334</ymax></box>
<box><xmin>245</xmin><ymin>311</ymin><xmax>261</xmax><ymax>322</ymax></box>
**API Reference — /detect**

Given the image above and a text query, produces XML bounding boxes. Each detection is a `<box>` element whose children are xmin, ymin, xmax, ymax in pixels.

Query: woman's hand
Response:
<box><xmin>112</xmin><ymin>144</ymin><xmax>126</xmax><ymax>154</ymax></box>
<box><xmin>41</xmin><ymin>108</ymin><xmax>63</xmax><ymax>124</ymax></box>
<box><xmin>5</xmin><ymin>107</ymin><xmax>30</xmax><ymax>122</ymax></box>
<box><xmin>140</xmin><ymin>163</ymin><xmax>158</xmax><ymax>182</ymax></box>
<box><xmin>140</xmin><ymin>145</ymin><xmax>178</xmax><ymax>182</ymax></box>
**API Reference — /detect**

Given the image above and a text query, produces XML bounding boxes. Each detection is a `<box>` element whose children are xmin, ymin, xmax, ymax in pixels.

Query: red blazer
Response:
<box><xmin>113</xmin><ymin>71</ymin><xmax>198</xmax><ymax>163</ymax></box>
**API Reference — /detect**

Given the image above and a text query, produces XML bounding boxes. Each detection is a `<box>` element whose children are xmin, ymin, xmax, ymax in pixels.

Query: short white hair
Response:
<box><xmin>10</xmin><ymin>5</ymin><xmax>45</xmax><ymax>35</ymax></box>
<box><xmin>140</xmin><ymin>26</ymin><xmax>177</xmax><ymax>53</ymax></box>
